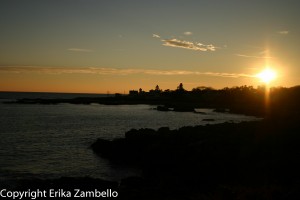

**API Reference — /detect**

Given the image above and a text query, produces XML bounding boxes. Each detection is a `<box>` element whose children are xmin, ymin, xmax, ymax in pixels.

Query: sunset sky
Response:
<box><xmin>0</xmin><ymin>0</ymin><xmax>299</xmax><ymax>93</ymax></box>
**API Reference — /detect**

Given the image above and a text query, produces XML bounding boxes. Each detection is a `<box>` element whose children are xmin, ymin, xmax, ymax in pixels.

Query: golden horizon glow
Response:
<box><xmin>0</xmin><ymin>2</ymin><xmax>298</xmax><ymax>93</ymax></box>
<box><xmin>257</xmin><ymin>68</ymin><xmax>277</xmax><ymax>84</ymax></box>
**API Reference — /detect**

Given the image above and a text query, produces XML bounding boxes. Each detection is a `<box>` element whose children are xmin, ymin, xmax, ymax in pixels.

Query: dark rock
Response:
<box><xmin>213</xmin><ymin>108</ymin><xmax>229</xmax><ymax>113</ymax></box>
<box><xmin>90</xmin><ymin>138</ymin><xmax>112</xmax><ymax>156</ymax></box>
<box><xmin>194</xmin><ymin>111</ymin><xmax>207</xmax><ymax>114</ymax></box>
<box><xmin>202</xmin><ymin>118</ymin><xmax>215</xmax><ymax>121</ymax></box>
<box><xmin>156</xmin><ymin>105</ymin><xmax>170</xmax><ymax>111</ymax></box>
<box><xmin>92</xmin><ymin>119</ymin><xmax>300</xmax><ymax>188</ymax></box>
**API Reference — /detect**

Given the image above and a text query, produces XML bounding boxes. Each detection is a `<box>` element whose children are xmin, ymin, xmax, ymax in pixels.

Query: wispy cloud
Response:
<box><xmin>162</xmin><ymin>38</ymin><xmax>217</xmax><ymax>52</ymax></box>
<box><xmin>152</xmin><ymin>34</ymin><xmax>161</xmax><ymax>38</ymax></box>
<box><xmin>235</xmin><ymin>54</ymin><xmax>274</xmax><ymax>59</ymax></box>
<box><xmin>0</xmin><ymin>66</ymin><xmax>254</xmax><ymax>78</ymax></box>
<box><xmin>258</xmin><ymin>49</ymin><xmax>270</xmax><ymax>55</ymax></box>
<box><xmin>153</xmin><ymin>33</ymin><xmax>218</xmax><ymax>52</ymax></box>
<box><xmin>67</xmin><ymin>48</ymin><xmax>93</xmax><ymax>52</ymax></box>
<box><xmin>278</xmin><ymin>30</ymin><xmax>289</xmax><ymax>35</ymax></box>
<box><xmin>183</xmin><ymin>31</ymin><xmax>193</xmax><ymax>36</ymax></box>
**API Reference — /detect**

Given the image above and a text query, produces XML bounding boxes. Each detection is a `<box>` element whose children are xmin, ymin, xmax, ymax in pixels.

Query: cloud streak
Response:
<box><xmin>152</xmin><ymin>34</ymin><xmax>161</xmax><ymax>38</ymax></box>
<box><xmin>153</xmin><ymin>33</ymin><xmax>218</xmax><ymax>52</ymax></box>
<box><xmin>68</xmin><ymin>48</ymin><xmax>93</xmax><ymax>52</ymax></box>
<box><xmin>162</xmin><ymin>39</ymin><xmax>217</xmax><ymax>52</ymax></box>
<box><xmin>183</xmin><ymin>31</ymin><xmax>193</xmax><ymax>36</ymax></box>
<box><xmin>235</xmin><ymin>54</ymin><xmax>274</xmax><ymax>59</ymax></box>
<box><xmin>0</xmin><ymin>66</ymin><xmax>254</xmax><ymax>78</ymax></box>
<box><xmin>278</xmin><ymin>30</ymin><xmax>289</xmax><ymax>35</ymax></box>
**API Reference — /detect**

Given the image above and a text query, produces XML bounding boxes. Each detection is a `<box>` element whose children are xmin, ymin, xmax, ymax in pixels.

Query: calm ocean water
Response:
<box><xmin>0</xmin><ymin>91</ymin><xmax>111</xmax><ymax>100</ymax></box>
<box><xmin>0</xmin><ymin>92</ymin><xmax>260</xmax><ymax>184</ymax></box>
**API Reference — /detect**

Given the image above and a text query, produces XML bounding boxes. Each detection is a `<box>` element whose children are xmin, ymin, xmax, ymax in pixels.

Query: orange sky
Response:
<box><xmin>0</xmin><ymin>1</ymin><xmax>299</xmax><ymax>93</ymax></box>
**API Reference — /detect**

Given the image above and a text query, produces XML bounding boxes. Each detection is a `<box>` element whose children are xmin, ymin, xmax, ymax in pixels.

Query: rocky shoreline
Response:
<box><xmin>3</xmin><ymin>86</ymin><xmax>300</xmax><ymax>199</ymax></box>
<box><xmin>3</xmin><ymin>119</ymin><xmax>300</xmax><ymax>199</ymax></box>
<box><xmin>90</xmin><ymin>119</ymin><xmax>300</xmax><ymax>199</ymax></box>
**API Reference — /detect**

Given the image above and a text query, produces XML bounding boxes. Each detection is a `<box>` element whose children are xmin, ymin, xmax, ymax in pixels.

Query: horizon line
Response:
<box><xmin>1</xmin><ymin>84</ymin><xmax>298</xmax><ymax>95</ymax></box>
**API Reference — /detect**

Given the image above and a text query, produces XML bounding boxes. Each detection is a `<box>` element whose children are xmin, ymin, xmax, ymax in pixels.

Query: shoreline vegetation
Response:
<box><xmin>2</xmin><ymin>84</ymin><xmax>300</xmax><ymax>199</ymax></box>
<box><xmin>4</xmin><ymin>84</ymin><xmax>300</xmax><ymax>118</ymax></box>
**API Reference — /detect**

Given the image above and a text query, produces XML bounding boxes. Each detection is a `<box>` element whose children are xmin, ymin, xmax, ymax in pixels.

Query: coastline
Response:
<box><xmin>3</xmin><ymin>119</ymin><xmax>300</xmax><ymax>199</ymax></box>
<box><xmin>4</xmin><ymin>86</ymin><xmax>300</xmax><ymax>118</ymax></box>
<box><xmin>1</xmin><ymin>89</ymin><xmax>300</xmax><ymax>199</ymax></box>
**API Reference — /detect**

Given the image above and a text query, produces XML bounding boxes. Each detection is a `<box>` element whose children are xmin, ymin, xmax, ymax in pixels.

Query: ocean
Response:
<box><xmin>0</xmin><ymin>92</ymin><xmax>260</xmax><ymax>184</ymax></box>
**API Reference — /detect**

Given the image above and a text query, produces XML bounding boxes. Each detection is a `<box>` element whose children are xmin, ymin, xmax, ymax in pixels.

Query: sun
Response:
<box><xmin>257</xmin><ymin>68</ymin><xmax>277</xmax><ymax>84</ymax></box>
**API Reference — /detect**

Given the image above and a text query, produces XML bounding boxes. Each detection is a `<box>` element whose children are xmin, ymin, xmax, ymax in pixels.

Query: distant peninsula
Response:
<box><xmin>4</xmin><ymin>84</ymin><xmax>300</xmax><ymax>118</ymax></box>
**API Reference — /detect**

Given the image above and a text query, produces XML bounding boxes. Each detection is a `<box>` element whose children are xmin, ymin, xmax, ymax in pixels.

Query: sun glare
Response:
<box><xmin>257</xmin><ymin>68</ymin><xmax>277</xmax><ymax>84</ymax></box>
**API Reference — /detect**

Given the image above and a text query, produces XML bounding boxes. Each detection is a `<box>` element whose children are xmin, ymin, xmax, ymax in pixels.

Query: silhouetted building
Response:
<box><xmin>129</xmin><ymin>90</ymin><xmax>139</xmax><ymax>96</ymax></box>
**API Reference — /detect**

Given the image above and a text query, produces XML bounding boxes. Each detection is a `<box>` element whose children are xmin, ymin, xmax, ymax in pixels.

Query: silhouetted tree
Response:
<box><xmin>155</xmin><ymin>85</ymin><xmax>161</xmax><ymax>92</ymax></box>
<box><xmin>192</xmin><ymin>86</ymin><xmax>214</xmax><ymax>93</ymax></box>
<box><xmin>177</xmin><ymin>83</ymin><xmax>185</xmax><ymax>91</ymax></box>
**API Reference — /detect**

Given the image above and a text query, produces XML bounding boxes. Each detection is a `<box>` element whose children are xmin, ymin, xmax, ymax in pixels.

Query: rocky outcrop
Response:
<box><xmin>91</xmin><ymin>120</ymin><xmax>300</xmax><ymax>188</ymax></box>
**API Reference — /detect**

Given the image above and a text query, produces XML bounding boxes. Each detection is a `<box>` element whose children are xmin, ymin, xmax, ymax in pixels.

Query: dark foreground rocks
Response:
<box><xmin>4</xmin><ymin>120</ymin><xmax>299</xmax><ymax>199</ymax></box>
<box><xmin>91</xmin><ymin>119</ymin><xmax>300</xmax><ymax>199</ymax></box>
